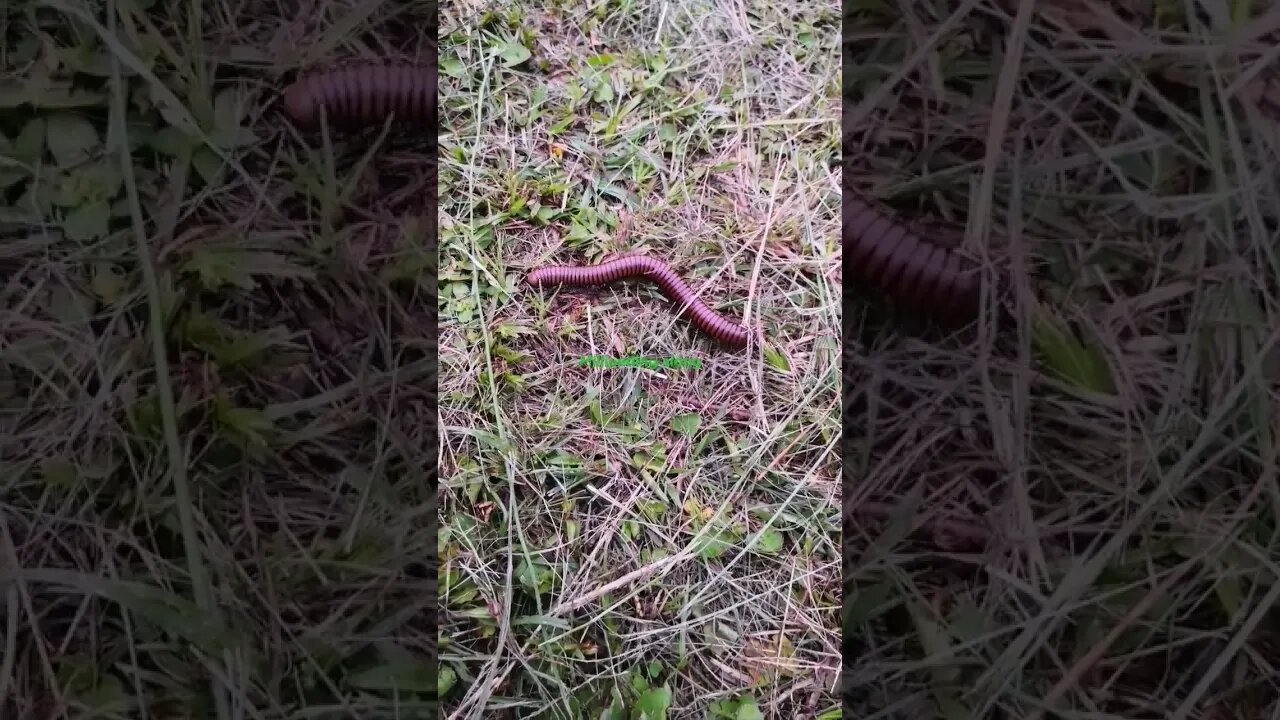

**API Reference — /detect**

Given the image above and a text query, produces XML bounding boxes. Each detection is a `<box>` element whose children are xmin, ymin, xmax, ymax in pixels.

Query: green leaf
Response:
<box><xmin>631</xmin><ymin>684</ymin><xmax>671</xmax><ymax>720</ymax></box>
<box><xmin>53</xmin><ymin>163</ymin><xmax>117</xmax><ymax>206</ymax></box>
<box><xmin>844</xmin><ymin>581</ymin><xmax>896</xmax><ymax>630</ymax></box>
<box><xmin>192</xmin><ymin>146</ymin><xmax>223</xmax><ymax>185</ymax></box>
<box><xmin>865</xmin><ymin>481</ymin><xmax>923</xmax><ymax>556</ymax></box>
<box><xmin>148</xmin><ymin>126</ymin><xmax>195</xmax><ymax>156</ymax></box>
<box><xmin>750</xmin><ymin>527</ymin><xmax>784</xmax><ymax>555</ymax></box>
<box><xmin>763</xmin><ymin>345</ymin><xmax>790</xmax><ymax>373</ymax></box>
<box><xmin>620</xmin><ymin>519</ymin><xmax>640</xmax><ymax>542</ymax></box>
<box><xmin>183</xmin><ymin>247</ymin><xmax>252</xmax><ymax>291</ymax></box>
<box><xmin>631</xmin><ymin>447</ymin><xmax>669</xmax><ymax>473</ymax></box>
<box><xmin>346</xmin><ymin>660</ymin><xmax>435</xmax><ymax>693</ymax></box>
<box><xmin>670</xmin><ymin>413</ymin><xmax>700</xmax><ymax>438</ymax></box>
<box><xmin>438</xmin><ymin>664</ymin><xmax>457</xmax><ymax>695</ymax></box>
<box><xmin>5</xmin><ymin>569</ymin><xmax>239</xmax><ymax>655</ymax></box>
<box><xmin>735</xmin><ymin>698</ymin><xmax>765</xmax><ymax>720</ymax></box>
<box><xmin>208</xmin><ymin>86</ymin><xmax>257</xmax><ymax>149</ymax></box>
<box><xmin>57</xmin><ymin>657</ymin><xmax>132</xmax><ymax>715</ymax></box>
<box><xmin>907</xmin><ymin>598</ymin><xmax>960</xmax><ymax>686</ymax></box>
<box><xmin>496</xmin><ymin>38</ymin><xmax>531</xmax><ymax>66</ymax></box>
<box><xmin>76</xmin><ymin>161</ymin><xmax>123</xmax><ymax>202</ymax></box>
<box><xmin>516</xmin><ymin>557</ymin><xmax>555</xmax><ymax>595</ymax></box>
<box><xmin>638</xmin><ymin>499</ymin><xmax>665</xmax><ymax>521</ymax></box>
<box><xmin>0</xmin><ymin>79</ymin><xmax>105</xmax><ymax>109</ymax></box>
<box><xmin>709</xmin><ymin>699</ymin><xmax>737</xmax><ymax>718</ymax></box>
<box><xmin>599</xmin><ymin>685</ymin><xmax>626</xmax><ymax>720</ymax></box>
<box><xmin>63</xmin><ymin>201</ymin><xmax>110</xmax><ymax>240</ymax></box>
<box><xmin>212</xmin><ymin>87</ymin><xmax>249</xmax><ymax>143</ymax></box>
<box><xmin>182</xmin><ymin>311</ymin><xmax>283</xmax><ymax>369</ymax></box>
<box><xmin>213</xmin><ymin>397</ymin><xmax>275</xmax><ymax>447</ymax></box>
<box><xmin>1031</xmin><ymin>308</ymin><xmax>1115</xmax><ymax>394</ymax></box>
<box><xmin>181</xmin><ymin>248</ymin><xmax>314</xmax><ymax>292</ymax></box>
<box><xmin>56</xmin><ymin>654</ymin><xmax>100</xmax><ymax>696</ymax></box>
<box><xmin>594</xmin><ymin>80</ymin><xmax>615</xmax><ymax>103</ymax></box>
<box><xmin>693</xmin><ymin>521</ymin><xmax>738</xmax><ymax>560</ymax></box>
<box><xmin>14</xmin><ymin>118</ymin><xmax>46</xmax><ymax>164</ymax></box>
<box><xmin>76</xmin><ymin>671</ymin><xmax>131</xmax><ymax>712</ymax></box>
<box><xmin>946</xmin><ymin>596</ymin><xmax>992</xmax><ymax>643</ymax></box>
<box><xmin>91</xmin><ymin>262</ymin><xmax>128</xmax><ymax>303</ymax></box>
<box><xmin>439</xmin><ymin>57</ymin><xmax>466</xmax><ymax>78</ymax></box>
<box><xmin>45</xmin><ymin>113</ymin><xmax>98</xmax><ymax>165</ymax></box>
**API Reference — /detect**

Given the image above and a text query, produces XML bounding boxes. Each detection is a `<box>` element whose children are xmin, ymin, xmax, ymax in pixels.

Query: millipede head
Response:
<box><xmin>282</xmin><ymin>80</ymin><xmax>319</xmax><ymax>128</ymax></box>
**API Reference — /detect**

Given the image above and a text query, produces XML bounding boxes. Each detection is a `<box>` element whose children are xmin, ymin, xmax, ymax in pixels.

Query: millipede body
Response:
<box><xmin>525</xmin><ymin>256</ymin><xmax>751</xmax><ymax>349</ymax></box>
<box><xmin>843</xmin><ymin>194</ymin><xmax>981</xmax><ymax>325</ymax></box>
<box><xmin>283</xmin><ymin>62</ymin><xmax>436</xmax><ymax>129</ymax></box>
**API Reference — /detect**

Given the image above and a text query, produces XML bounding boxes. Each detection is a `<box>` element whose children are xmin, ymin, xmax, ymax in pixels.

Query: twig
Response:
<box><xmin>548</xmin><ymin>548</ymin><xmax>696</xmax><ymax>617</ymax></box>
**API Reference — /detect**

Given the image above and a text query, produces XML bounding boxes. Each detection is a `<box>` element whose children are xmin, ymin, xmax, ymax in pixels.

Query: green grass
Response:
<box><xmin>2</xmin><ymin>1</ymin><xmax>435</xmax><ymax>718</ymax></box>
<box><xmin>844</xmin><ymin>2</ymin><xmax>1280</xmax><ymax>719</ymax></box>
<box><xmin>437</xmin><ymin>1</ymin><xmax>841</xmax><ymax>718</ymax></box>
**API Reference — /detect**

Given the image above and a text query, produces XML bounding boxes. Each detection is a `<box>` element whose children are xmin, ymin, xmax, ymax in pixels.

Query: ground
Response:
<box><xmin>844</xmin><ymin>3</ymin><xmax>1280</xmax><ymax>719</ymax></box>
<box><xmin>437</xmin><ymin>1</ymin><xmax>841</xmax><ymax>719</ymax></box>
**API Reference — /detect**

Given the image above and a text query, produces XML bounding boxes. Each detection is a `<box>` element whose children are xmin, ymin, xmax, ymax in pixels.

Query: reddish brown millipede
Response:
<box><xmin>843</xmin><ymin>194</ymin><xmax>982</xmax><ymax>325</ymax></box>
<box><xmin>282</xmin><ymin>62</ymin><xmax>436</xmax><ymax>129</ymax></box>
<box><xmin>525</xmin><ymin>256</ymin><xmax>751</xmax><ymax>348</ymax></box>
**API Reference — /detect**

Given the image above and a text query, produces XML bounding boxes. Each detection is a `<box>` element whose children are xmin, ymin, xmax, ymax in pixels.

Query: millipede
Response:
<box><xmin>282</xmin><ymin>62</ymin><xmax>436</xmax><ymax>129</ymax></box>
<box><xmin>524</xmin><ymin>195</ymin><xmax>992</xmax><ymax>350</ymax></box>
<box><xmin>842</xmin><ymin>193</ymin><xmax>983</xmax><ymax>325</ymax></box>
<box><xmin>524</xmin><ymin>256</ymin><xmax>751</xmax><ymax>349</ymax></box>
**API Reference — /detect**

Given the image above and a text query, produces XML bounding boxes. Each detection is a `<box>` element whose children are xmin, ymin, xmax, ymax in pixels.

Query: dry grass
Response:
<box><xmin>845</xmin><ymin>3</ymin><xmax>1280</xmax><ymax>719</ymax></box>
<box><xmin>437</xmin><ymin>0</ymin><xmax>841</xmax><ymax>718</ymax></box>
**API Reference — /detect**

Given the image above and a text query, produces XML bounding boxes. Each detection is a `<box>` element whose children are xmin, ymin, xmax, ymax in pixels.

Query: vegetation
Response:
<box><xmin>437</xmin><ymin>0</ymin><xmax>840</xmax><ymax>717</ymax></box>
<box><xmin>2</xmin><ymin>1</ymin><xmax>434</xmax><ymax>717</ymax></box>
<box><xmin>845</xmin><ymin>2</ymin><xmax>1280</xmax><ymax>718</ymax></box>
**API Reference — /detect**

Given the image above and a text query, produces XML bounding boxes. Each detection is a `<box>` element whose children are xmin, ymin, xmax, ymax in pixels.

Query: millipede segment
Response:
<box><xmin>283</xmin><ymin>62</ymin><xmax>437</xmax><ymax>129</ymax></box>
<box><xmin>843</xmin><ymin>194</ymin><xmax>981</xmax><ymax>325</ymax></box>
